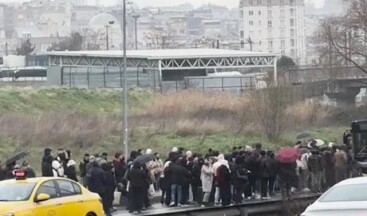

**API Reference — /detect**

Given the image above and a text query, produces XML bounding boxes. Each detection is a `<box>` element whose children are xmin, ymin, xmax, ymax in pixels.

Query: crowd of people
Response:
<box><xmin>0</xmin><ymin>138</ymin><xmax>359</xmax><ymax>215</ymax></box>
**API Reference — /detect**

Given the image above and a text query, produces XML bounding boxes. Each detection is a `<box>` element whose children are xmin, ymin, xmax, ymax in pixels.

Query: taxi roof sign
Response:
<box><xmin>14</xmin><ymin>169</ymin><xmax>26</xmax><ymax>180</ymax></box>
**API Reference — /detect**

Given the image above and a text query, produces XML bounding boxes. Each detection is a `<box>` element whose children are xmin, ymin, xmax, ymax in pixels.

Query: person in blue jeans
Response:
<box><xmin>168</xmin><ymin>158</ymin><xmax>191</xmax><ymax>207</ymax></box>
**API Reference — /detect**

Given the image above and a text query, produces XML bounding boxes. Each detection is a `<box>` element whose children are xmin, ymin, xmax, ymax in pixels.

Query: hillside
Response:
<box><xmin>0</xmin><ymin>87</ymin><xmax>350</xmax><ymax>173</ymax></box>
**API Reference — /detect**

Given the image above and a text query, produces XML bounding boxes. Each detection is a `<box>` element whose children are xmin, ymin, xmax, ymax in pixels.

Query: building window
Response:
<box><xmin>267</xmin><ymin>20</ymin><xmax>272</xmax><ymax>28</ymax></box>
<box><xmin>259</xmin><ymin>20</ymin><xmax>262</xmax><ymax>25</ymax></box>
<box><xmin>280</xmin><ymin>0</ymin><xmax>284</xmax><ymax>6</ymax></box>
<box><xmin>267</xmin><ymin>0</ymin><xmax>272</xmax><ymax>6</ymax></box>
<box><xmin>249</xmin><ymin>21</ymin><xmax>254</xmax><ymax>26</ymax></box>
<box><xmin>290</xmin><ymin>8</ymin><xmax>295</xmax><ymax>16</ymax></box>
<box><xmin>249</xmin><ymin>11</ymin><xmax>254</xmax><ymax>15</ymax></box>
<box><xmin>281</xmin><ymin>40</ymin><xmax>285</xmax><ymax>48</ymax></box>
<box><xmin>267</xmin><ymin>10</ymin><xmax>272</xmax><ymax>18</ymax></box>
<box><xmin>240</xmin><ymin>10</ymin><xmax>244</xmax><ymax>18</ymax></box>
<box><xmin>240</xmin><ymin>30</ymin><xmax>244</xmax><ymax>38</ymax></box>
<box><xmin>290</xmin><ymin>19</ymin><xmax>295</xmax><ymax>27</ymax></box>
<box><xmin>280</xmin><ymin>9</ymin><xmax>284</xmax><ymax>17</ymax></box>
<box><xmin>291</xmin><ymin>39</ymin><xmax>296</xmax><ymax>47</ymax></box>
<box><xmin>250</xmin><ymin>0</ymin><xmax>253</xmax><ymax>5</ymax></box>
<box><xmin>290</xmin><ymin>0</ymin><xmax>295</xmax><ymax>5</ymax></box>
<box><xmin>291</xmin><ymin>29</ymin><xmax>295</xmax><ymax>37</ymax></box>
<box><xmin>268</xmin><ymin>40</ymin><xmax>273</xmax><ymax>48</ymax></box>
<box><xmin>259</xmin><ymin>10</ymin><xmax>261</xmax><ymax>15</ymax></box>
<box><xmin>281</xmin><ymin>50</ymin><xmax>286</xmax><ymax>55</ymax></box>
<box><xmin>281</xmin><ymin>19</ymin><xmax>285</xmax><ymax>26</ymax></box>
<box><xmin>257</xmin><ymin>0</ymin><xmax>262</xmax><ymax>5</ymax></box>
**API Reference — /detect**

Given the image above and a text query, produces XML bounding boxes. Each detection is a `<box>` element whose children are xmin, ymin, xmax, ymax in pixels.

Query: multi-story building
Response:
<box><xmin>239</xmin><ymin>0</ymin><xmax>306</xmax><ymax>65</ymax></box>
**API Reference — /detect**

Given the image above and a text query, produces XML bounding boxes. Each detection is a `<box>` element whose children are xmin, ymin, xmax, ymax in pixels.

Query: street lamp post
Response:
<box><xmin>122</xmin><ymin>0</ymin><xmax>128</xmax><ymax>159</ymax></box>
<box><xmin>105</xmin><ymin>21</ymin><xmax>115</xmax><ymax>51</ymax></box>
<box><xmin>105</xmin><ymin>25</ymin><xmax>109</xmax><ymax>50</ymax></box>
<box><xmin>132</xmin><ymin>14</ymin><xmax>140</xmax><ymax>50</ymax></box>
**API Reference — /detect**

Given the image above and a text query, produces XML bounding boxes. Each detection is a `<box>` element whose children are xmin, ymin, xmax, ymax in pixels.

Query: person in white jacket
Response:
<box><xmin>52</xmin><ymin>159</ymin><xmax>64</xmax><ymax>177</ymax></box>
<box><xmin>201</xmin><ymin>158</ymin><xmax>214</xmax><ymax>206</ymax></box>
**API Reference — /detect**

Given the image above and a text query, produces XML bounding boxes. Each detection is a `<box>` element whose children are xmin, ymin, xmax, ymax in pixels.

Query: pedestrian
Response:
<box><xmin>278</xmin><ymin>162</ymin><xmax>297</xmax><ymax>200</ymax></box>
<box><xmin>66</xmin><ymin>159</ymin><xmax>78</xmax><ymax>182</ymax></box>
<box><xmin>307</xmin><ymin>150</ymin><xmax>323</xmax><ymax>193</ymax></box>
<box><xmin>201</xmin><ymin>158</ymin><xmax>213</xmax><ymax>207</ymax></box>
<box><xmin>79</xmin><ymin>153</ymin><xmax>90</xmax><ymax>186</ymax></box>
<box><xmin>259</xmin><ymin>151</ymin><xmax>270</xmax><ymax>199</ymax></box>
<box><xmin>191</xmin><ymin>157</ymin><xmax>203</xmax><ymax>204</ymax></box>
<box><xmin>213</xmin><ymin>154</ymin><xmax>229</xmax><ymax>205</ymax></box>
<box><xmin>127</xmin><ymin>161</ymin><xmax>148</xmax><ymax>214</ymax></box>
<box><xmin>42</xmin><ymin>155</ymin><xmax>54</xmax><ymax>177</ymax></box>
<box><xmin>323</xmin><ymin>150</ymin><xmax>336</xmax><ymax>188</ymax></box>
<box><xmin>41</xmin><ymin>148</ymin><xmax>52</xmax><ymax>175</ymax></box>
<box><xmin>267</xmin><ymin>151</ymin><xmax>278</xmax><ymax>197</ymax></box>
<box><xmin>22</xmin><ymin>160</ymin><xmax>36</xmax><ymax>178</ymax></box>
<box><xmin>217</xmin><ymin>163</ymin><xmax>231</xmax><ymax>207</ymax></box>
<box><xmin>0</xmin><ymin>161</ymin><xmax>6</xmax><ymax>181</ymax></box>
<box><xmin>169</xmin><ymin>158</ymin><xmax>191</xmax><ymax>207</ymax></box>
<box><xmin>233</xmin><ymin>156</ymin><xmax>248</xmax><ymax>204</ymax></box>
<box><xmin>244</xmin><ymin>151</ymin><xmax>260</xmax><ymax>199</ymax></box>
<box><xmin>88</xmin><ymin>161</ymin><xmax>108</xmax><ymax>216</ymax></box>
<box><xmin>334</xmin><ymin>147</ymin><xmax>347</xmax><ymax>183</ymax></box>
<box><xmin>52</xmin><ymin>157</ymin><xmax>64</xmax><ymax>177</ymax></box>
<box><xmin>102</xmin><ymin>162</ymin><xmax>116</xmax><ymax>216</ymax></box>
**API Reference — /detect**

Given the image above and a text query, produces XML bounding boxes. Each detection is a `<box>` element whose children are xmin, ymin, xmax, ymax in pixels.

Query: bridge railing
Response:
<box><xmin>289</xmin><ymin>66</ymin><xmax>367</xmax><ymax>83</ymax></box>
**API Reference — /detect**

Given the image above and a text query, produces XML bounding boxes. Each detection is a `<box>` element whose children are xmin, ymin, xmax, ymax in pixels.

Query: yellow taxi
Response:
<box><xmin>0</xmin><ymin>170</ymin><xmax>104</xmax><ymax>216</ymax></box>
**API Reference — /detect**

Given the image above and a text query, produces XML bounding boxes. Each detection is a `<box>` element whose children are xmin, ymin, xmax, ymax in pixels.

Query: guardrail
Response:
<box><xmin>138</xmin><ymin>194</ymin><xmax>319</xmax><ymax>216</ymax></box>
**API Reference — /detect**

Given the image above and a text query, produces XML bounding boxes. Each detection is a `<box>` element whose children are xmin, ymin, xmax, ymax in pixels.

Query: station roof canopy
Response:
<box><xmin>47</xmin><ymin>49</ymin><xmax>278</xmax><ymax>70</ymax></box>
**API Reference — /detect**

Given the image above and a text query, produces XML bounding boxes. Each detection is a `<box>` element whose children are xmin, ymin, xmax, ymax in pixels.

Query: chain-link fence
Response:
<box><xmin>61</xmin><ymin>66</ymin><xmax>161</xmax><ymax>89</ymax></box>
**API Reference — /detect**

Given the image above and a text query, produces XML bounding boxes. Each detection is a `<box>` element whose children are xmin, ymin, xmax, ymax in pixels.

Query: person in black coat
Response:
<box><xmin>127</xmin><ymin>162</ymin><xmax>148</xmax><ymax>213</ymax></box>
<box><xmin>88</xmin><ymin>161</ymin><xmax>108</xmax><ymax>215</ymax></box>
<box><xmin>266</xmin><ymin>151</ymin><xmax>278</xmax><ymax>196</ymax></box>
<box><xmin>22</xmin><ymin>161</ymin><xmax>36</xmax><ymax>178</ymax></box>
<box><xmin>233</xmin><ymin>156</ymin><xmax>248</xmax><ymax>204</ymax></box>
<box><xmin>102</xmin><ymin>162</ymin><xmax>116</xmax><ymax>216</ymax></box>
<box><xmin>191</xmin><ymin>158</ymin><xmax>203</xmax><ymax>203</ymax></box>
<box><xmin>244</xmin><ymin>151</ymin><xmax>260</xmax><ymax>198</ymax></box>
<box><xmin>278</xmin><ymin>162</ymin><xmax>297</xmax><ymax>200</ymax></box>
<box><xmin>65</xmin><ymin>160</ymin><xmax>78</xmax><ymax>182</ymax></box>
<box><xmin>168</xmin><ymin>159</ymin><xmax>191</xmax><ymax>206</ymax></box>
<box><xmin>259</xmin><ymin>151</ymin><xmax>271</xmax><ymax>199</ymax></box>
<box><xmin>79</xmin><ymin>153</ymin><xmax>90</xmax><ymax>186</ymax></box>
<box><xmin>217</xmin><ymin>164</ymin><xmax>231</xmax><ymax>207</ymax></box>
<box><xmin>42</xmin><ymin>155</ymin><xmax>54</xmax><ymax>177</ymax></box>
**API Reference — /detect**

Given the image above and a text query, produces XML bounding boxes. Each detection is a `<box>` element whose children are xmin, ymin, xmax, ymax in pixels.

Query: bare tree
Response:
<box><xmin>250</xmin><ymin>86</ymin><xmax>292</xmax><ymax>141</ymax></box>
<box><xmin>315</xmin><ymin>0</ymin><xmax>367</xmax><ymax>73</ymax></box>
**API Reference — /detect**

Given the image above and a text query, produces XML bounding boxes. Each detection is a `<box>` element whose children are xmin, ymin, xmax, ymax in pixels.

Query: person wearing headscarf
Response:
<box><xmin>66</xmin><ymin>160</ymin><xmax>78</xmax><ymax>182</ymax></box>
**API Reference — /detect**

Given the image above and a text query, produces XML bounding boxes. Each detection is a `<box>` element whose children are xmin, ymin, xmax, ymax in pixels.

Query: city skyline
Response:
<box><xmin>0</xmin><ymin>0</ymin><xmax>326</xmax><ymax>9</ymax></box>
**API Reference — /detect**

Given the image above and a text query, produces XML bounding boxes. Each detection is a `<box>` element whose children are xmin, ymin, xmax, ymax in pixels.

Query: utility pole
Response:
<box><xmin>122</xmin><ymin>0</ymin><xmax>128</xmax><ymax>159</ymax></box>
<box><xmin>133</xmin><ymin>14</ymin><xmax>140</xmax><ymax>50</ymax></box>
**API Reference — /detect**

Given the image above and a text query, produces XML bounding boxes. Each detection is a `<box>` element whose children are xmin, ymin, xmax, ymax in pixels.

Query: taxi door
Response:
<box><xmin>55</xmin><ymin>179</ymin><xmax>86</xmax><ymax>216</ymax></box>
<box><xmin>33</xmin><ymin>180</ymin><xmax>63</xmax><ymax>216</ymax></box>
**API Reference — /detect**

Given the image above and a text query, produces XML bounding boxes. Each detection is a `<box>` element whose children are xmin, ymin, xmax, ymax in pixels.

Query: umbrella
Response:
<box><xmin>296</xmin><ymin>132</ymin><xmax>311</xmax><ymax>140</ymax></box>
<box><xmin>6</xmin><ymin>152</ymin><xmax>28</xmax><ymax>166</ymax></box>
<box><xmin>134</xmin><ymin>154</ymin><xmax>156</xmax><ymax>165</ymax></box>
<box><xmin>275</xmin><ymin>147</ymin><xmax>300</xmax><ymax>163</ymax></box>
<box><xmin>307</xmin><ymin>139</ymin><xmax>326</xmax><ymax>148</ymax></box>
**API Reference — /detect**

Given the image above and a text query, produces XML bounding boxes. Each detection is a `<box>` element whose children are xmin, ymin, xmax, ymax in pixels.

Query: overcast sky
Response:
<box><xmin>0</xmin><ymin>0</ymin><xmax>326</xmax><ymax>9</ymax></box>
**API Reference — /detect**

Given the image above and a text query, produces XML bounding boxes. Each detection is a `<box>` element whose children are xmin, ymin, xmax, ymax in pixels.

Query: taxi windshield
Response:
<box><xmin>0</xmin><ymin>182</ymin><xmax>36</xmax><ymax>201</ymax></box>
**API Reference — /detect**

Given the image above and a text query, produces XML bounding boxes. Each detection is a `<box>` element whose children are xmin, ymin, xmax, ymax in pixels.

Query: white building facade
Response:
<box><xmin>239</xmin><ymin>0</ymin><xmax>306</xmax><ymax>65</ymax></box>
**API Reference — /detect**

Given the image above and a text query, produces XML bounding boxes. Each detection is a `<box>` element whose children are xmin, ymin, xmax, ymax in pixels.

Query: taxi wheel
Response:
<box><xmin>86</xmin><ymin>212</ymin><xmax>96</xmax><ymax>216</ymax></box>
